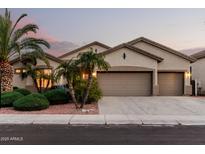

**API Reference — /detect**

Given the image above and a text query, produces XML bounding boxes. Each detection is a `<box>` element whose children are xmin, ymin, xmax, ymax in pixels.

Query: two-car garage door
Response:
<box><xmin>97</xmin><ymin>72</ymin><xmax>184</xmax><ymax>96</ymax></box>
<box><xmin>97</xmin><ymin>72</ymin><xmax>152</xmax><ymax>96</ymax></box>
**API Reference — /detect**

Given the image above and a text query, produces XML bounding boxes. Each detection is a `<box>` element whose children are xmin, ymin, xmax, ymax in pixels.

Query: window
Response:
<box><xmin>36</xmin><ymin>68</ymin><xmax>52</xmax><ymax>88</ymax></box>
<box><xmin>82</xmin><ymin>71</ymin><xmax>97</xmax><ymax>79</ymax></box>
<box><xmin>14</xmin><ymin>68</ymin><xmax>21</xmax><ymax>74</ymax></box>
<box><xmin>14</xmin><ymin>68</ymin><xmax>27</xmax><ymax>74</ymax></box>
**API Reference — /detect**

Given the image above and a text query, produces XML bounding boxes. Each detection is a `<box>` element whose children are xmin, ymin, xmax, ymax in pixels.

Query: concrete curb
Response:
<box><xmin>1</xmin><ymin>114</ymin><xmax>205</xmax><ymax>126</ymax></box>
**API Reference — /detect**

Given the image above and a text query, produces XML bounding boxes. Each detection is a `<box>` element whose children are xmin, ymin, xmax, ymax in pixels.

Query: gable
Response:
<box><xmin>128</xmin><ymin>37</ymin><xmax>194</xmax><ymax>62</ymax></box>
<box><xmin>104</xmin><ymin>47</ymin><xmax>158</xmax><ymax>70</ymax></box>
<box><xmin>59</xmin><ymin>41</ymin><xmax>110</xmax><ymax>60</ymax></box>
<box><xmin>61</xmin><ymin>44</ymin><xmax>108</xmax><ymax>60</ymax></box>
<box><xmin>133</xmin><ymin>41</ymin><xmax>190</xmax><ymax>70</ymax></box>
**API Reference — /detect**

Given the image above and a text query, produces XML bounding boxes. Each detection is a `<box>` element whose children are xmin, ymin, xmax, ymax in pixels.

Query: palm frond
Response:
<box><xmin>10</xmin><ymin>12</ymin><xmax>27</xmax><ymax>37</ymax></box>
<box><xmin>21</xmin><ymin>37</ymin><xmax>50</xmax><ymax>49</ymax></box>
<box><xmin>12</xmin><ymin>24</ymin><xmax>39</xmax><ymax>42</ymax></box>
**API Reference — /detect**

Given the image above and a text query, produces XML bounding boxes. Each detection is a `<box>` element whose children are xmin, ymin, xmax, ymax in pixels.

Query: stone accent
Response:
<box><xmin>152</xmin><ymin>85</ymin><xmax>159</xmax><ymax>96</ymax></box>
<box><xmin>184</xmin><ymin>85</ymin><xmax>192</xmax><ymax>96</ymax></box>
<box><xmin>0</xmin><ymin>62</ymin><xmax>13</xmax><ymax>92</ymax></box>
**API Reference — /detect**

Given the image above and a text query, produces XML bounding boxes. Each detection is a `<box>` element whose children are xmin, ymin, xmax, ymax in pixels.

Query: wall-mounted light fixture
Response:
<box><xmin>92</xmin><ymin>71</ymin><xmax>97</xmax><ymax>78</ymax></box>
<box><xmin>185</xmin><ymin>71</ymin><xmax>191</xmax><ymax>78</ymax></box>
<box><xmin>82</xmin><ymin>72</ymin><xmax>97</xmax><ymax>79</ymax></box>
<box><xmin>82</xmin><ymin>73</ymin><xmax>89</xmax><ymax>80</ymax></box>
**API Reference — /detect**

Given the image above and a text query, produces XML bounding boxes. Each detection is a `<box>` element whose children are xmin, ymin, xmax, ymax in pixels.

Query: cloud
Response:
<box><xmin>12</xmin><ymin>15</ymin><xmax>80</xmax><ymax>57</ymax></box>
<box><xmin>14</xmin><ymin>16</ymin><xmax>58</xmax><ymax>43</ymax></box>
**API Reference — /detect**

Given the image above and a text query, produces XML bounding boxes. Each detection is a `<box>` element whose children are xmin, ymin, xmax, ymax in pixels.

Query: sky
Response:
<box><xmin>1</xmin><ymin>8</ymin><xmax>205</xmax><ymax>55</ymax></box>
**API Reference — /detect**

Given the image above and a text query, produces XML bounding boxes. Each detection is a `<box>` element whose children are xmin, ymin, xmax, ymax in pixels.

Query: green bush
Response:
<box><xmin>14</xmin><ymin>88</ymin><xmax>31</xmax><ymax>96</ymax></box>
<box><xmin>13</xmin><ymin>86</ymin><xmax>19</xmax><ymax>90</ymax></box>
<box><xmin>1</xmin><ymin>92</ymin><xmax>24</xmax><ymax>107</ymax></box>
<box><xmin>43</xmin><ymin>88</ymin><xmax>69</xmax><ymax>105</ymax></box>
<box><xmin>13</xmin><ymin>93</ymin><xmax>49</xmax><ymax>111</ymax></box>
<box><xmin>75</xmin><ymin>78</ymin><xmax>102</xmax><ymax>103</ymax></box>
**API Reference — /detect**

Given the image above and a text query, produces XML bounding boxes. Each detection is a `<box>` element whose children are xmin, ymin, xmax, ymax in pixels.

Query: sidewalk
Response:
<box><xmin>1</xmin><ymin>114</ymin><xmax>205</xmax><ymax>125</ymax></box>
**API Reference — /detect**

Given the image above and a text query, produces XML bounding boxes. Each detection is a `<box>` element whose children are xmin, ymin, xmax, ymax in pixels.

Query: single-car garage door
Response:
<box><xmin>97</xmin><ymin>72</ymin><xmax>152</xmax><ymax>96</ymax></box>
<box><xmin>158</xmin><ymin>72</ymin><xmax>184</xmax><ymax>96</ymax></box>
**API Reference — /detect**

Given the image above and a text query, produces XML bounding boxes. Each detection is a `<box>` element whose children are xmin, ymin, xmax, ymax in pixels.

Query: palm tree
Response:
<box><xmin>20</xmin><ymin>51</ymin><xmax>51</xmax><ymax>93</ymax></box>
<box><xmin>21</xmin><ymin>64</ymin><xmax>40</xmax><ymax>92</ymax></box>
<box><xmin>77</xmin><ymin>50</ymin><xmax>110</xmax><ymax>108</ymax></box>
<box><xmin>0</xmin><ymin>9</ymin><xmax>50</xmax><ymax>92</ymax></box>
<box><xmin>54</xmin><ymin>59</ymin><xmax>80</xmax><ymax>108</ymax></box>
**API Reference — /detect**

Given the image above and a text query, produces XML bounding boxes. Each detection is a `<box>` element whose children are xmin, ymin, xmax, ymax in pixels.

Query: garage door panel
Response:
<box><xmin>158</xmin><ymin>73</ymin><xmax>183</xmax><ymax>96</ymax></box>
<box><xmin>97</xmin><ymin>72</ymin><xmax>152</xmax><ymax>96</ymax></box>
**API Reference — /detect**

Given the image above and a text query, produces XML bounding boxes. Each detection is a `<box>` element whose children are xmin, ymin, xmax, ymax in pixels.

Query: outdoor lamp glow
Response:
<box><xmin>92</xmin><ymin>72</ymin><xmax>97</xmax><ymax>77</ymax></box>
<box><xmin>185</xmin><ymin>71</ymin><xmax>191</xmax><ymax>78</ymax></box>
<box><xmin>82</xmin><ymin>73</ymin><xmax>88</xmax><ymax>80</ymax></box>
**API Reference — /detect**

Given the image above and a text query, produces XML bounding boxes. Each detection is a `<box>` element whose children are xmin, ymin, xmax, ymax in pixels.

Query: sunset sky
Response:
<box><xmin>1</xmin><ymin>8</ymin><xmax>205</xmax><ymax>55</ymax></box>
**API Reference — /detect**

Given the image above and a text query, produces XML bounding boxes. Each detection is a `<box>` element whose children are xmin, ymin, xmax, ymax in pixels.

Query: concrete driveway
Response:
<box><xmin>98</xmin><ymin>96</ymin><xmax>205</xmax><ymax>115</ymax></box>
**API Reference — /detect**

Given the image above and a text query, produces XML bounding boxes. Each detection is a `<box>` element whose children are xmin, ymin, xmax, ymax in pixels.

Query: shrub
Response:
<box><xmin>13</xmin><ymin>86</ymin><xmax>19</xmax><ymax>90</ymax></box>
<box><xmin>43</xmin><ymin>88</ymin><xmax>69</xmax><ymax>105</ymax></box>
<box><xmin>75</xmin><ymin>78</ymin><xmax>102</xmax><ymax>103</ymax></box>
<box><xmin>13</xmin><ymin>93</ymin><xmax>49</xmax><ymax>111</ymax></box>
<box><xmin>1</xmin><ymin>92</ymin><xmax>24</xmax><ymax>107</ymax></box>
<box><xmin>14</xmin><ymin>88</ymin><xmax>31</xmax><ymax>96</ymax></box>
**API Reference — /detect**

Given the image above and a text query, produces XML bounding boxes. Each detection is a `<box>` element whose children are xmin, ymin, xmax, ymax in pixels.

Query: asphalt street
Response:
<box><xmin>1</xmin><ymin>124</ymin><xmax>205</xmax><ymax>145</ymax></box>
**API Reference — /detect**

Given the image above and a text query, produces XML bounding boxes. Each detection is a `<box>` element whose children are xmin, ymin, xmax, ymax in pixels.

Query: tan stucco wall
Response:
<box><xmin>13</xmin><ymin>61</ymin><xmax>27</xmax><ymax>88</ymax></box>
<box><xmin>133</xmin><ymin>42</ymin><xmax>190</xmax><ymax>71</ymax></box>
<box><xmin>104</xmin><ymin>47</ymin><xmax>158</xmax><ymax>70</ymax></box>
<box><xmin>192</xmin><ymin>59</ymin><xmax>205</xmax><ymax>94</ymax></box>
<box><xmin>12</xmin><ymin>58</ymin><xmax>62</xmax><ymax>88</ymax></box>
<box><xmin>101</xmin><ymin>47</ymin><xmax>158</xmax><ymax>95</ymax></box>
<box><xmin>61</xmin><ymin>45</ymin><xmax>108</xmax><ymax>60</ymax></box>
<box><xmin>132</xmin><ymin>41</ymin><xmax>191</xmax><ymax>90</ymax></box>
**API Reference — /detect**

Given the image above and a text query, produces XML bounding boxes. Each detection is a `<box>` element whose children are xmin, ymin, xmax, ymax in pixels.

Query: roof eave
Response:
<box><xmin>127</xmin><ymin>37</ymin><xmax>194</xmax><ymax>62</ymax></box>
<box><xmin>101</xmin><ymin>43</ymin><xmax>164</xmax><ymax>62</ymax></box>
<box><xmin>58</xmin><ymin>41</ymin><xmax>111</xmax><ymax>58</ymax></box>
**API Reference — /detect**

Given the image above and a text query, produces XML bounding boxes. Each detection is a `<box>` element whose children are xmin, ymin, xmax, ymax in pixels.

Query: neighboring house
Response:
<box><xmin>10</xmin><ymin>53</ymin><xmax>63</xmax><ymax>91</ymax></box>
<box><xmin>191</xmin><ymin>50</ymin><xmax>205</xmax><ymax>95</ymax></box>
<box><xmin>58</xmin><ymin>41</ymin><xmax>110</xmax><ymax>60</ymax></box>
<box><xmin>60</xmin><ymin>37</ymin><xmax>194</xmax><ymax>96</ymax></box>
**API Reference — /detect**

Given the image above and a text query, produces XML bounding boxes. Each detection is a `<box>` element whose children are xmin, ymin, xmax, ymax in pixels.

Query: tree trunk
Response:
<box><xmin>39</xmin><ymin>77</ymin><xmax>42</xmax><ymax>93</ymax></box>
<box><xmin>80</xmin><ymin>74</ymin><xmax>93</xmax><ymax>108</ymax></box>
<box><xmin>45</xmin><ymin>78</ymin><xmax>50</xmax><ymax>91</ymax></box>
<box><xmin>0</xmin><ymin>62</ymin><xmax>13</xmax><ymax>92</ymax></box>
<box><xmin>68</xmin><ymin>81</ymin><xmax>79</xmax><ymax>109</ymax></box>
<box><xmin>33</xmin><ymin>79</ymin><xmax>40</xmax><ymax>93</ymax></box>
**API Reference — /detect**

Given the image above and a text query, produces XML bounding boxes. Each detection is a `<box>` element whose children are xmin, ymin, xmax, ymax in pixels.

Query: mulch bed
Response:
<box><xmin>0</xmin><ymin>103</ymin><xmax>99</xmax><ymax>114</ymax></box>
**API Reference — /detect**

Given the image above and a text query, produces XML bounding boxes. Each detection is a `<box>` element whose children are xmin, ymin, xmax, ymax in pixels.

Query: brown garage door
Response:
<box><xmin>97</xmin><ymin>72</ymin><xmax>152</xmax><ymax>96</ymax></box>
<box><xmin>158</xmin><ymin>72</ymin><xmax>184</xmax><ymax>96</ymax></box>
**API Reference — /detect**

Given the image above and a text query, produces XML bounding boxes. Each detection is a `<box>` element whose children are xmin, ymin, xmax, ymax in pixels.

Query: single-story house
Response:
<box><xmin>10</xmin><ymin>37</ymin><xmax>196</xmax><ymax>96</ymax></box>
<box><xmin>191</xmin><ymin>50</ymin><xmax>205</xmax><ymax>95</ymax></box>
<box><xmin>11</xmin><ymin>53</ymin><xmax>63</xmax><ymax>91</ymax></box>
<box><xmin>59</xmin><ymin>37</ymin><xmax>195</xmax><ymax>96</ymax></box>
